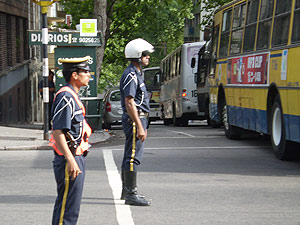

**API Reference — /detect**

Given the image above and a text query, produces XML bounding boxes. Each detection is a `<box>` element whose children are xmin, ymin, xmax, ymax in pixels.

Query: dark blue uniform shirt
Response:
<box><xmin>51</xmin><ymin>83</ymin><xmax>85</xmax><ymax>145</ymax></box>
<box><xmin>120</xmin><ymin>64</ymin><xmax>150</xmax><ymax>113</ymax></box>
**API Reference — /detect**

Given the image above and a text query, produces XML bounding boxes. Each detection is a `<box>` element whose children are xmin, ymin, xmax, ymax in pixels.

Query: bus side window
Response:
<box><xmin>161</xmin><ymin>63</ymin><xmax>165</xmax><ymax>83</ymax></box>
<box><xmin>176</xmin><ymin>51</ymin><xmax>180</xmax><ymax>77</ymax></box>
<box><xmin>213</xmin><ymin>25</ymin><xmax>219</xmax><ymax>58</ymax></box>
<box><xmin>168</xmin><ymin>58</ymin><xmax>171</xmax><ymax>80</ymax></box>
<box><xmin>243</xmin><ymin>0</ymin><xmax>259</xmax><ymax>52</ymax></box>
<box><xmin>257</xmin><ymin>0</ymin><xmax>274</xmax><ymax>50</ymax></box>
<box><xmin>172</xmin><ymin>55</ymin><xmax>176</xmax><ymax>78</ymax></box>
<box><xmin>292</xmin><ymin>0</ymin><xmax>300</xmax><ymax>43</ymax></box>
<box><xmin>198</xmin><ymin>47</ymin><xmax>208</xmax><ymax>85</ymax></box>
<box><xmin>272</xmin><ymin>0</ymin><xmax>292</xmax><ymax>47</ymax></box>
<box><xmin>178</xmin><ymin>51</ymin><xmax>181</xmax><ymax>76</ymax></box>
<box><xmin>219</xmin><ymin>9</ymin><xmax>232</xmax><ymax>57</ymax></box>
<box><xmin>210</xmin><ymin>25</ymin><xmax>219</xmax><ymax>77</ymax></box>
<box><xmin>230</xmin><ymin>3</ymin><xmax>246</xmax><ymax>55</ymax></box>
<box><xmin>165</xmin><ymin>59</ymin><xmax>169</xmax><ymax>81</ymax></box>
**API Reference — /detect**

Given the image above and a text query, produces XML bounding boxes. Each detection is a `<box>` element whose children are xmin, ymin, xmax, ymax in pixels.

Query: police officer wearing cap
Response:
<box><xmin>49</xmin><ymin>56</ymin><xmax>92</xmax><ymax>224</ymax></box>
<box><xmin>119</xmin><ymin>38</ymin><xmax>154</xmax><ymax>206</ymax></box>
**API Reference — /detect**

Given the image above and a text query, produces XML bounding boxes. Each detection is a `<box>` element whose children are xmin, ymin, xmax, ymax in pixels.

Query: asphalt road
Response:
<box><xmin>1</xmin><ymin>121</ymin><xmax>300</xmax><ymax>225</ymax></box>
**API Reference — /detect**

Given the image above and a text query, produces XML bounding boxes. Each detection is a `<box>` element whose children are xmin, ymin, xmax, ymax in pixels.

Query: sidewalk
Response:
<box><xmin>0</xmin><ymin>125</ymin><xmax>111</xmax><ymax>150</ymax></box>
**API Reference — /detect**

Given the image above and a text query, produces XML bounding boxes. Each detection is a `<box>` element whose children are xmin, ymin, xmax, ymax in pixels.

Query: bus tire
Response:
<box><xmin>209</xmin><ymin>119</ymin><xmax>220</xmax><ymax>128</ymax></box>
<box><xmin>271</xmin><ymin>95</ymin><xmax>291</xmax><ymax>160</ymax></box>
<box><xmin>172</xmin><ymin>104</ymin><xmax>180</xmax><ymax>126</ymax></box>
<box><xmin>222</xmin><ymin>101</ymin><xmax>241</xmax><ymax>140</ymax></box>
<box><xmin>164</xmin><ymin>119</ymin><xmax>172</xmax><ymax>125</ymax></box>
<box><xmin>181</xmin><ymin>118</ymin><xmax>188</xmax><ymax>127</ymax></box>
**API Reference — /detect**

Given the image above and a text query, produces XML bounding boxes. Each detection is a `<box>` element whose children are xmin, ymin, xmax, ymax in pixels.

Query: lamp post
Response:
<box><xmin>32</xmin><ymin>0</ymin><xmax>57</xmax><ymax>140</ymax></box>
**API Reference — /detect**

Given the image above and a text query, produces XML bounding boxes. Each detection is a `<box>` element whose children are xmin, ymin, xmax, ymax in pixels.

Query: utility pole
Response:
<box><xmin>32</xmin><ymin>0</ymin><xmax>57</xmax><ymax>140</ymax></box>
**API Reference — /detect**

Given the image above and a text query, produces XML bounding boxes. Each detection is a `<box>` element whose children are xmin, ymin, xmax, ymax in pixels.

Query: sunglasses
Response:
<box><xmin>142</xmin><ymin>51</ymin><xmax>150</xmax><ymax>57</ymax></box>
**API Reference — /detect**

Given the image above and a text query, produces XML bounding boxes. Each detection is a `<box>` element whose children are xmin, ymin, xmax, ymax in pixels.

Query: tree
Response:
<box><xmin>58</xmin><ymin>0</ymin><xmax>196</xmax><ymax>92</ymax></box>
<box><xmin>97</xmin><ymin>0</ymin><xmax>194</xmax><ymax>92</ymax></box>
<box><xmin>198</xmin><ymin>0</ymin><xmax>232</xmax><ymax>27</ymax></box>
<box><xmin>59</xmin><ymin>0</ymin><xmax>94</xmax><ymax>29</ymax></box>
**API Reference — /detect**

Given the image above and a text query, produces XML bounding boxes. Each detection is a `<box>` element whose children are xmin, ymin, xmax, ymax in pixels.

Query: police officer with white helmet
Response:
<box><xmin>119</xmin><ymin>38</ymin><xmax>154</xmax><ymax>206</ymax></box>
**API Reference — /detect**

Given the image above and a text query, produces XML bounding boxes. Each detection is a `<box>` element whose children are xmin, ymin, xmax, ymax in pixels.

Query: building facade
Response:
<box><xmin>184</xmin><ymin>0</ymin><xmax>211</xmax><ymax>43</ymax></box>
<box><xmin>0</xmin><ymin>0</ymin><xmax>47</xmax><ymax>125</ymax></box>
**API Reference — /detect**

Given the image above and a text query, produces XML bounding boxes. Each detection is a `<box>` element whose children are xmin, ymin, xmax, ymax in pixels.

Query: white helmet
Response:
<box><xmin>125</xmin><ymin>38</ymin><xmax>154</xmax><ymax>60</ymax></box>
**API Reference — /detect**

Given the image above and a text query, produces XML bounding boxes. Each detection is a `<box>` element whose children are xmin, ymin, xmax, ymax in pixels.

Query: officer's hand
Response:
<box><xmin>137</xmin><ymin>128</ymin><xmax>147</xmax><ymax>142</ymax></box>
<box><xmin>68</xmin><ymin>159</ymin><xmax>82</xmax><ymax>180</ymax></box>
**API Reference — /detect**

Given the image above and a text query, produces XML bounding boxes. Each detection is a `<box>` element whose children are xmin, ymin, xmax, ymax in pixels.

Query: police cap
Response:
<box><xmin>59</xmin><ymin>56</ymin><xmax>91</xmax><ymax>71</ymax></box>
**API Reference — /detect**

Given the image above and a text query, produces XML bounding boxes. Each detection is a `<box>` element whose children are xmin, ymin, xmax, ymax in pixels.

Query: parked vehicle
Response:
<box><xmin>102</xmin><ymin>88</ymin><xmax>122</xmax><ymax>129</ymax></box>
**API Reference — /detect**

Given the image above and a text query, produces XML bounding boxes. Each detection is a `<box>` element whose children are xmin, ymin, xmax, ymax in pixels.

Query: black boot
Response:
<box><xmin>121</xmin><ymin>170</ymin><xmax>145</xmax><ymax>200</ymax></box>
<box><xmin>124</xmin><ymin>171</ymin><xmax>150</xmax><ymax>206</ymax></box>
<box><xmin>120</xmin><ymin>170</ymin><xmax>126</xmax><ymax>200</ymax></box>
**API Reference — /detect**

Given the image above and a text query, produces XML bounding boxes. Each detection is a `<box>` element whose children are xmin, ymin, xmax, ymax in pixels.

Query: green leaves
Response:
<box><xmin>58</xmin><ymin>0</ymin><xmax>205</xmax><ymax>92</ymax></box>
<box><xmin>59</xmin><ymin>0</ymin><xmax>94</xmax><ymax>29</ymax></box>
<box><xmin>99</xmin><ymin>0</ymin><xmax>195</xmax><ymax>92</ymax></box>
<box><xmin>199</xmin><ymin>0</ymin><xmax>232</xmax><ymax>27</ymax></box>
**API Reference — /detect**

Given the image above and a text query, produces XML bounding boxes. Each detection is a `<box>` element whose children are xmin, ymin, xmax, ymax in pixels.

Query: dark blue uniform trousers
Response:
<box><xmin>122</xmin><ymin>114</ymin><xmax>148</xmax><ymax>172</ymax></box>
<box><xmin>52</xmin><ymin>155</ymin><xmax>85</xmax><ymax>225</ymax></box>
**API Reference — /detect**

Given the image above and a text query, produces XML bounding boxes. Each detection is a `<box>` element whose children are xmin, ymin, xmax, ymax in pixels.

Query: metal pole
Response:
<box><xmin>42</xmin><ymin>6</ymin><xmax>49</xmax><ymax>140</ymax></box>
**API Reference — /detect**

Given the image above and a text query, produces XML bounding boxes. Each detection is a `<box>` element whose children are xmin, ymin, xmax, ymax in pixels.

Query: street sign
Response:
<box><xmin>80</xmin><ymin>19</ymin><xmax>97</xmax><ymax>37</ymax></box>
<box><xmin>32</xmin><ymin>0</ymin><xmax>57</xmax><ymax>6</ymax></box>
<box><xmin>28</xmin><ymin>31</ymin><xmax>102</xmax><ymax>46</ymax></box>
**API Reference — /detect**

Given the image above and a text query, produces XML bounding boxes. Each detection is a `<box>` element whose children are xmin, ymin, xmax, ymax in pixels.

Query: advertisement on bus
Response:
<box><xmin>227</xmin><ymin>53</ymin><xmax>269</xmax><ymax>85</ymax></box>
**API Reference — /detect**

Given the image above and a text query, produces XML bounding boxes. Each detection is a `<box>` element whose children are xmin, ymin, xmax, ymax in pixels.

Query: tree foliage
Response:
<box><xmin>99</xmin><ymin>0</ymin><xmax>194</xmax><ymax>92</ymax></box>
<box><xmin>57</xmin><ymin>0</ymin><xmax>231</xmax><ymax>92</ymax></box>
<box><xmin>59</xmin><ymin>0</ymin><xmax>195</xmax><ymax>92</ymax></box>
<box><xmin>199</xmin><ymin>0</ymin><xmax>232</xmax><ymax>27</ymax></box>
<box><xmin>59</xmin><ymin>0</ymin><xmax>94</xmax><ymax>29</ymax></box>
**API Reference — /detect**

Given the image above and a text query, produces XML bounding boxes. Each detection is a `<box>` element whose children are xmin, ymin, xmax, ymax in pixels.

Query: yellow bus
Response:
<box><xmin>208</xmin><ymin>0</ymin><xmax>300</xmax><ymax>159</ymax></box>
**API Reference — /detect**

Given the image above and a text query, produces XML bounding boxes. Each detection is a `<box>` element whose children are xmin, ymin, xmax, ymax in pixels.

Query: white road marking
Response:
<box><xmin>104</xmin><ymin>146</ymin><xmax>271</xmax><ymax>151</ymax></box>
<box><xmin>166</xmin><ymin>130</ymin><xmax>196</xmax><ymax>137</ymax></box>
<box><xmin>103</xmin><ymin>150</ymin><xmax>135</xmax><ymax>225</ymax></box>
<box><xmin>147</xmin><ymin>135</ymin><xmax>223</xmax><ymax>139</ymax></box>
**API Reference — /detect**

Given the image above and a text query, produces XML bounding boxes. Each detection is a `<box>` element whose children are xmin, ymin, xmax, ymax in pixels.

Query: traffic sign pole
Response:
<box><xmin>42</xmin><ymin>7</ymin><xmax>49</xmax><ymax>140</ymax></box>
<box><xmin>30</xmin><ymin>1</ymin><xmax>104</xmax><ymax>132</ymax></box>
<box><xmin>31</xmin><ymin>0</ymin><xmax>57</xmax><ymax>140</ymax></box>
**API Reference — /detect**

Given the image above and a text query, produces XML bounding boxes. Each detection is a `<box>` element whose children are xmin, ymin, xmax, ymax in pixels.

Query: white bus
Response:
<box><xmin>159</xmin><ymin>42</ymin><xmax>205</xmax><ymax>126</ymax></box>
<box><xmin>143</xmin><ymin>67</ymin><xmax>161</xmax><ymax>123</ymax></box>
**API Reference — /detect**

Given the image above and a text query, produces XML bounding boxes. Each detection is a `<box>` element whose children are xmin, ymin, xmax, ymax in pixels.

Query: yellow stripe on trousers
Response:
<box><xmin>130</xmin><ymin>122</ymin><xmax>136</xmax><ymax>171</ymax></box>
<box><xmin>59</xmin><ymin>162</ymin><xmax>70</xmax><ymax>225</ymax></box>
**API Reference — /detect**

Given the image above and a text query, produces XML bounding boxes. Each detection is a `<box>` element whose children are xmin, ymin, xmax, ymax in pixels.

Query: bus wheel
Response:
<box><xmin>164</xmin><ymin>119</ymin><xmax>172</xmax><ymax>125</ymax></box>
<box><xmin>271</xmin><ymin>95</ymin><xmax>291</xmax><ymax>160</ymax></box>
<box><xmin>180</xmin><ymin>118</ymin><xmax>188</xmax><ymax>127</ymax></box>
<box><xmin>172</xmin><ymin>105</ymin><xmax>180</xmax><ymax>126</ymax></box>
<box><xmin>222</xmin><ymin>101</ymin><xmax>241</xmax><ymax>140</ymax></box>
<box><xmin>209</xmin><ymin>119</ymin><xmax>220</xmax><ymax>128</ymax></box>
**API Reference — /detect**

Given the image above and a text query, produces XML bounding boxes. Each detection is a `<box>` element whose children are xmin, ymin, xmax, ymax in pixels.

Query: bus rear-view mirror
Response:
<box><xmin>191</xmin><ymin>57</ymin><xmax>196</xmax><ymax>68</ymax></box>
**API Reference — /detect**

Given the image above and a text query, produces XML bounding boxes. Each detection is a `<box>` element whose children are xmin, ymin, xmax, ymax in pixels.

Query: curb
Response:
<box><xmin>0</xmin><ymin>131</ymin><xmax>112</xmax><ymax>151</ymax></box>
<box><xmin>0</xmin><ymin>145</ymin><xmax>52</xmax><ymax>151</ymax></box>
